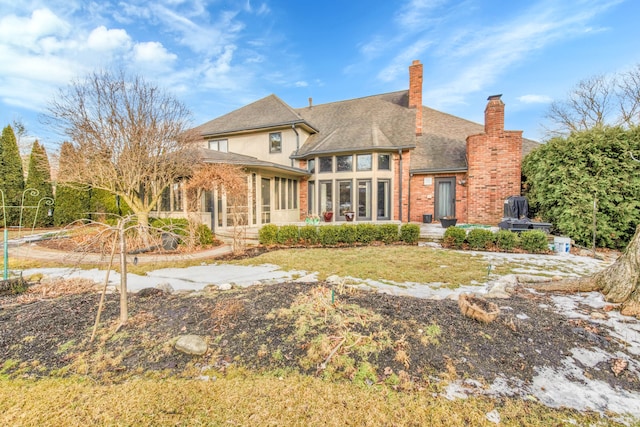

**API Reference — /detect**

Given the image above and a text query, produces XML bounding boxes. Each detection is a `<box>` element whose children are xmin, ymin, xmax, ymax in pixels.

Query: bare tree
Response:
<box><xmin>45</xmin><ymin>69</ymin><xmax>199</xmax><ymax>235</ymax></box>
<box><xmin>186</xmin><ymin>162</ymin><xmax>248</xmax><ymax>253</ymax></box>
<box><xmin>545</xmin><ymin>66</ymin><xmax>640</xmax><ymax>136</ymax></box>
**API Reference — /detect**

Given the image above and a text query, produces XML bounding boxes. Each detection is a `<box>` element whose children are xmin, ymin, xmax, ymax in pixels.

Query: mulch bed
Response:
<box><xmin>1</xmin><ymin>274</ymin><xmax>638</xmax><ymax>394</ymax></box>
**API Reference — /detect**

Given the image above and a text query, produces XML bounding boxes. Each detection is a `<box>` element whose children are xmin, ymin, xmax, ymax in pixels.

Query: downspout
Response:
<box><xmin>408</xmin><ymin>172</ymin><xmax>413</xmax><ymax>223</ymax></box>
<box><xmin>398</xmin><ymin>149</ymin><xmax>403</xmax><ymax>222</ymax></box>
<box><xmin>291</xmin><ymin>124</ymin><xmax>299</xmax><ymax>168</ymax></box>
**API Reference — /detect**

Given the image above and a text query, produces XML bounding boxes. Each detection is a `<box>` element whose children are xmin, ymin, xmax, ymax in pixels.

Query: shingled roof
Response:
<box><xmin>292</xmin><ymin>91</ymin><xmax>417</xmax><ymax>157</ymax></box>
<box><xmin>198</xmin><ymin>148</ymin><xmax>308</xmax><ymax>176</ymax></box>
<box><xmin>193</xmin><ymin>90</ymin><xmax>539</xmax><ymax>172</ymax></box>
<box><xmin>194</xmin><ymin>94</ymin><xmax>317</xmax><ymax>137</ymax></box>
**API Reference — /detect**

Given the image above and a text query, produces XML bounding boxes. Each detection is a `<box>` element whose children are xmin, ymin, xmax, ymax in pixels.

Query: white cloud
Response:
<box><xmin>0</xmin><ymin>8</ymin><xmax>70</xmax><ymax>51</ymax></box>
<box><xmin>87</xmin><ymin>26</ymin><xmax>131</xmax><ymax>51</ymax></box>
<box><xmin>294</xmin><ymin>81</ymin><xmax>308</xmax><ymax>88</ymax></box>
<box><xmin>133</xmin><ymin>42</ymin><xmax>178</xmax><ymax>65</ymax></box>
<box><xmin>518</xmin><ymin>94</ymin><xmax>553</xmax><ymax>104</ymax></box>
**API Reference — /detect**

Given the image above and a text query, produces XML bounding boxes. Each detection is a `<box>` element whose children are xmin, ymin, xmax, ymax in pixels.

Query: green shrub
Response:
<box><xmin>466</xmin><ymin>228</ymin><xmax>495</xmax><ymax>250</ymax></box>
<box><xmin>150</xmin><ymin>218</ymin><xmax>190</xmax><ymax>236</ymax></box>
<box><xmin>277</xmin><ymin>225</ymin><xmax>300</xmax><ymax>245</ymax></box>
<box><xmin>355</xmin><ymin>223</ymin><xmax>378</xmax><ymax>244</ymax></box>
<box><xmin>518</xmin><ymin>230</ymin><xmax>548</xmax><ymax>253</ymax></box>
<box><xmin>258</xmin><ymin>224</ymin><xmax>278</xmax><ymax>245</ymax></box>
<box><xmin>376</xmin><ymin>224</ymin><xmax>399</xmax><ymax>244</ymax></box>
<box><xmin>495</xmin><ymin>230</ymin><xmax>517</xmax><ymax>251</ymax></box>
<box><xmin>400</xmin><ymin>224</ymin><xmax>420</xmax><ymax>244</ymax></box>
<box><xmin>338</xmin><ymin>224</ymin><xmax>357</xmax><ymax>244</ymax></box>
<box><xmin>299</xmin><ymin>225</ymin><xmax>320</xmax><ymax>245</ymax></box>
<box><xmin>319</xmin><ymin>225</ymin><xmax>340</xmax><ymax>246</ymax></box>
<box><xmin>443</xmin><ymin>226</ymin><xmax>466</xmax><ymax>249</ymax></box>
<box><xmin>195</xmin><ymin>224</ymin><xmax>214</xmax><ymax>246</ymax></box>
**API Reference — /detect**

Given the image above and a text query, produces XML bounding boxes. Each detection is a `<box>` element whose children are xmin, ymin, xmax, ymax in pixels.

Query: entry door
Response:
<box><xmin>261</xmin><ymin>178</ymin><xmax>271</xmax><ymax>223</ymax></box>
<box><xmin>435</xmin><ymin>177</ymin><xmax>456</xmax><ymax>219</ymax></box>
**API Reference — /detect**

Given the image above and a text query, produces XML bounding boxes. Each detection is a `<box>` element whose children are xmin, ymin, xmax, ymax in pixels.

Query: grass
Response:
<box><xmin>0</xmin><ymin>375</ymin><xmax>626</xmax><ymax>427</ymax></box>
<box><xmin>228</xmin><ymin>246</ymin><xmax>505</xmax><ymax>287</ymax></box>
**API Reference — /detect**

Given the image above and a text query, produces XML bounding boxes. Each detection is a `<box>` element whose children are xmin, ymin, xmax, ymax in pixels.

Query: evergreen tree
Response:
<box><xmin>24</xmin><ymin>141</ymin><xmax>54</xmax><ymax>228</ymax></box>
<box><xmin>523</xmin><ymin>126</ymin><xmax>640</xmax><ymax>249</ymax></box>
<box><xmin>0</xmin><ymin>125</ymin><xmax>25</xmax><ymax>226</ymax></box>
<box><xmin>53</xmin><ymin>142</ymin><xmax>91</xmax><ymax>226</ymax></box>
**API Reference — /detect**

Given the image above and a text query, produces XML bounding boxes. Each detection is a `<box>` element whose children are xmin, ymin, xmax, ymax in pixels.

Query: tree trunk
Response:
<box><xmin>527</xmin><ymin>225</ymin><xmax>640</xmax><ymax>317</ymax></box>
<box><xmin>597</xmin><ymin>224</ymin><xmax>640</xmax><ymax>316</ymax></box>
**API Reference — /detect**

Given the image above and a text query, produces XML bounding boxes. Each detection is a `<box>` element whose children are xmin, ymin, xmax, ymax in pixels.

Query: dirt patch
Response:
<box><xmin>1</xmin><ymin>275</ymin><xmax>637</xmax><ymax>401</ymax></box>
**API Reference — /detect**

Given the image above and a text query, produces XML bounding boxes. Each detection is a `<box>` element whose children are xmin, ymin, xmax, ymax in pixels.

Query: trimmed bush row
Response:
<box><xmin>443</xmin><ymin>227</ymin><xmax>549</xmax><ymax>253</ymax></box>
<box><xmin>258</xmin><ymin>223</ymin><xmax>421</xmax><ymax>246</ymax></box>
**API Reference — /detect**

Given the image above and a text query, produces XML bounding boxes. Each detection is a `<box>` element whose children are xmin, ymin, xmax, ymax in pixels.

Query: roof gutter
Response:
<box><xmin>290</xmin><ymin>144</ymin><xmax>416</xmax><ymax>160</ymax></box>
<box><xmin>291</xmin><ymin>124</ymin><xmax>299</xmax><ymax>167</ymax></box>
<box><xmin>409</xmin><ymin>167</ymin><xmax>468</xmax><ymax>175</ymax></box>
<box><xmin>398</xmin><ymin>149</ymin><xmax>403</xmax><ymax>222</ymax></box>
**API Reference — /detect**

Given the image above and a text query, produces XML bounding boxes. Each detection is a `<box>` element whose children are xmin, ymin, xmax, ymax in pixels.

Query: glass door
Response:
<box><xmin>435</xmin><ymin>177</ymin><xmax>456</xmax><ymax>219</ymax></box>
<box><xmin>261</xmin><ymin>178</ymin><xmax>271</xmax><ymax>223</ymax></box>
<box><xmin>357</xmin><ymin>180</ymin><xmax>371</xmax><ymax>220</ymax></box>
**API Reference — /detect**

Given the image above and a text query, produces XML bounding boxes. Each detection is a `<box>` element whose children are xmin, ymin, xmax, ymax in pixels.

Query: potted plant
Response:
<box><xmin>439</xmin><ymin>216</ymin><xmax>457</xmax><ymax>228</ymax></box>
<box><xmin>305</xmin><ymin>214</ymin><xmax>320</xmax><ymax>225</ymax></box>
<box><xmin>322</xmin><ymin>211</ymin><xmax>333</xmax><ymax>222</ymax></box>
<box><xmin>344</xmin><ymin>211</ymin><xmax>355</xmax><ymax>222</ymax></box>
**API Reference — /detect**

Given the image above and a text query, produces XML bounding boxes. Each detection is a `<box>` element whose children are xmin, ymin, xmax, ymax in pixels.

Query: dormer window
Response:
<box><xmin>269</xmin><ymin>132</ymin><xmax>282</xmax><ymax>153</ymax></box>
<box><xmin>208</xmin><ymin>139</ymin><xmax>228</xmax><ymax>152</ymax></box>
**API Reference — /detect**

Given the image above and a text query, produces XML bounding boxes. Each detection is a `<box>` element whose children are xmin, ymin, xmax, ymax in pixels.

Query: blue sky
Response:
<box><xmin>1</xmin><ymin>0</ymin><xmax>638</xmax><ymax>153</ymax></box>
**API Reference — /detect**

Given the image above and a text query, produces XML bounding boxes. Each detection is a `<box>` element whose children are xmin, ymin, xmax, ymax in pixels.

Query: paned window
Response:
<box><xmin>319</xmin><ymin>156</ymin><xmax>333</xmax><ymax>173</ymax></box>
<box><xmin>378</xmin><ymin>154</ymin><xmax>391</xmax><ymax>170</ymax></box>
<box><xmin>337</xmin><ymin>155</ymin><xmax>353</xmax><ymax>172</ymax></box>
<box><xmin>270</xmin><ymin>132</ymin><xmax>282</xmax><ymax>153</ymax></box>
<box><xmin>208</xmin><ymin>139</ymin><xmax>228</xmax><ymax>152</ymax></box>
<box><xmin>357</xmin><ymin>154</ymin><xmax>372</xmax><ymax>171</ymax></box>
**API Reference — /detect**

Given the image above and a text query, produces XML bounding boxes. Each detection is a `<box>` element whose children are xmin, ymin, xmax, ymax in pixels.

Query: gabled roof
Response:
<box><xmin>194</xmin><ymin>94</ymin><xmax>317</xmax><ymax>137</ymax></box>
<box><xmin>411</xmin><ymin>107</ymin><xmax>539</xmax><ymax>173</ymax></box>
<box><xmin>198</xmin><ymin>148</ymin><xmax>308</xmax><ymax>176</ymax></box>
<box><xmin>292</xmin><ymin>91</ymin><xmax>416</xmax><ymax>157</ymax></box>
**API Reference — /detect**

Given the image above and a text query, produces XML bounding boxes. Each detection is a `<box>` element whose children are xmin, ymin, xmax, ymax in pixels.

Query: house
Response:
<box><xmin>167</xmin><ymin>60</ymin><xmax>537</xmax><ymax>230</ymax></box>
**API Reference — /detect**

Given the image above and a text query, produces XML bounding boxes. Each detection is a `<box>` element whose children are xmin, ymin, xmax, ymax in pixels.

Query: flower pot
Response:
<box><xmin>439</xmin><ymin>218</ymin><xmax>457</xmax><ymax>228</ymax></box>
<box><xmin>345</xmin><ymin>212</ymin><xmax>355</xmax><ymax>222</ymax></box>
<box><xmin>323</xmin><ymin>212</ymin><xmax>333</xmax><ymax>222</ymax></box>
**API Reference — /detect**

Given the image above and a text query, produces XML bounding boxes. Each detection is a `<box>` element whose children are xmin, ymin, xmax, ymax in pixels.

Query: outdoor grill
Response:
<box><xmin>498</xmin><ymin>196</ymin><xmax>552</xmax><ymax>233</ymax></box>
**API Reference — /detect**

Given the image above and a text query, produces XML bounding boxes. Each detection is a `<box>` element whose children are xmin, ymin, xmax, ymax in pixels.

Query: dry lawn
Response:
<box><xmin>0</xmin><ymin>375</ymin><xmax>618</xmax><ymax>427</ymax></box>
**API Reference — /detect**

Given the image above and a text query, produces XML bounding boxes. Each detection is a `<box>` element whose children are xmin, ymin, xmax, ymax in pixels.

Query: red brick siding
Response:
<box><xmin>466</xmin><ymin>97</ymin><xmax>522</xmax><ymax>224</ymax></box>
<box><xmin>392</xmin><ymin>150</ymin><xmax>412</xmax><ymax>222</ymax></box>
<box><xmin>409</xmin><ymin>173</ymin><xmax>468</xmax><ymax>223</ymax></box>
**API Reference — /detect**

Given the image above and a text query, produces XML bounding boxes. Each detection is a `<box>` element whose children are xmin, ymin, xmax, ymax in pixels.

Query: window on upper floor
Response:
<box><xmin>308</xmin><ymin>159</ymin><xmax>315</xmax><ymax>174</ymax></box>
<box><xmin>357</xmin><ymin>154</ymin><xmax>372</xmax><ymax>171</ymax></box>
<box><xmin>378</xmin><ymin>153</ymin><xmax>391</xmax><ymax>170</ymax></box>
<box><xmin>319</xmin><ymin>156</ymin><xmax>333</xmax><ymax>173</ymax></box>
<box><xmin>269</xmin><ymin>132</ymin><xmax>282</xmax><ymax>153</ymax></box>
<box><xmin>337</xmin><ymin>155</ymin><xmax>353</xmax><ymax>172</ymax></box>
<box><xmin>208</xmin><ymin>139</ymin><xmax>228</xmax><ymax>152</ymax></box>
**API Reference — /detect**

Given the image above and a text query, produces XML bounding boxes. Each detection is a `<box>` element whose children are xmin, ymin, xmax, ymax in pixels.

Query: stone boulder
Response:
<box><xmin>175</xmin><ymin>335</ymin><xmax>208</xmax><ymax>355</ymax></box>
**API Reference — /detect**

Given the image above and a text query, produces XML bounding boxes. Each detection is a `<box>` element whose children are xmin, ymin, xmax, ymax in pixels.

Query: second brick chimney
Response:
<box><xmin>484</xmin><ymin>94</ymin><xmax>504</xmax><ymax>136</ymax></box>
<box><xmin>409</xmin><ymin>60</ymin><xmax>423</xmax><ymax>136</ymax></box>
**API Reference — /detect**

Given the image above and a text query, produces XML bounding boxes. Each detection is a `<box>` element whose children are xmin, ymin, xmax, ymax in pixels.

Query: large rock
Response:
<box><xmin>175</xmin><ymin>335</ymin><xmax>208</xmax><ymax>355</ymax></box>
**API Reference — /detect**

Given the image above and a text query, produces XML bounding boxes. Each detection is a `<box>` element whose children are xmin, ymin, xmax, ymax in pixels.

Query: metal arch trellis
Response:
<box><xmin>1</xmin><ymin>188</ymin><xmax>55</xmax><ymax>280</ymax></box>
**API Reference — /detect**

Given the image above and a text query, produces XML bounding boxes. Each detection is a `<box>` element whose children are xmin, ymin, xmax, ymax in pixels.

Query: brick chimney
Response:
<box><xmin>484</xmin><ymin>94</ymin><xmax>504</xmax><ymax>136</ymax></box>
<box><xmin>409</xmin><ymin>60</ymin><xmax>423</xmax><ymax>136</ymax></box>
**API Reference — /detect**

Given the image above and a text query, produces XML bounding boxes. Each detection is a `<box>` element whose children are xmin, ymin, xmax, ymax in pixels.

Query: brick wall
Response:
<box><xmin>466</xmin><ymin>95</ymin><xmax>522</xmax><ymax>224</ymax></box>
<box><xmin>392</xmin><ymin>150</ymin><xmax>412</xmax><ymax>222</ymax></box>
<box><xmin>409</xmin><ymin>173</ymin><xmax>468</xmax><ymax>223</ymax></box>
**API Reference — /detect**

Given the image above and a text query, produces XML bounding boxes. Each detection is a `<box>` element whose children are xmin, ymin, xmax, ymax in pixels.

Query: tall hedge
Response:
<box><xmin>23</xmin><ymin>141</ymin><xmax>54</xmax><ymax>227</ymax></box>
<box><xmin>523</xmin><ymin>126</ymin><xmax>640</xmax><ymax>249</ymax></box>
<box><xmin>53</xmin><ymin>142</ymin><xmax>91</xmax><ymax>226</ymax></box>
<box><xmin>0</xmin><ymin>125</ymin><xmax>25</xmax><ymax>226</ymax></box>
